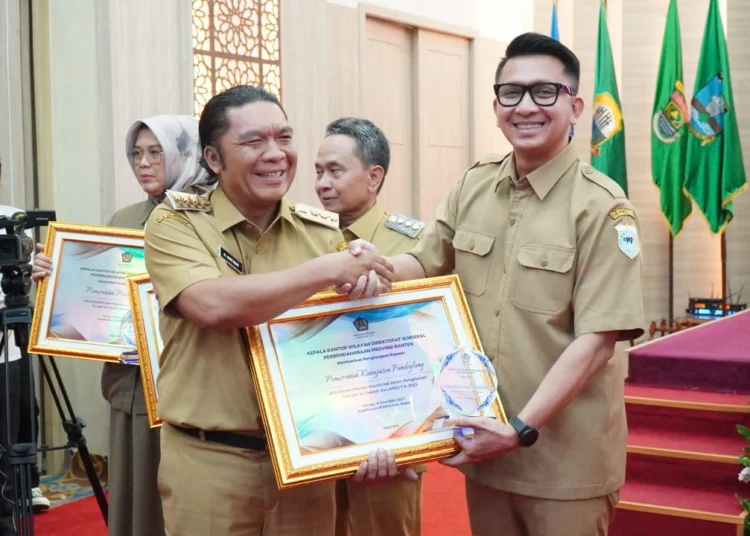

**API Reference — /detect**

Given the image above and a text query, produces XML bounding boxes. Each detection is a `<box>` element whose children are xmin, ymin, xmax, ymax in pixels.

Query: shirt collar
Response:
<box><xmin>344</xmin><ymin>201</ymin><xmax>384</xmax><ymax>242</ymax></box>
<box><xmin>494</xmin><ymin>142</ymin><xmax>579</xmax><ymax>200</ymax></box>
<box><xmin>211</xmin><ymin>186</ymin><xmax>294</xmax><ymax>232</ymax></box>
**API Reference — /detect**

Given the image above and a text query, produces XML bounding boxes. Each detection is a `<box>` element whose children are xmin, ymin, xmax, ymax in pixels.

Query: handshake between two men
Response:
<box><xmin>332</xmin><ymin>239</ymin><xmax>422</xmax><ymax>485</ymax></box>
<box><xmin>335</xmin><ymin>239</ymin><xmax>393</xmax><ymax>300</ymax></box>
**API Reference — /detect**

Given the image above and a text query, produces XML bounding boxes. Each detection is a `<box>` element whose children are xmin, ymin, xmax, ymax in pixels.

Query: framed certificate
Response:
<box><xmin>127</xmin><ymin>273</ymin><xmax>163</xmax><ymax>428</ymax></box>
<box><xmin>29</xmin><ymin>222</ymin><xmax>146</xmax><ymax>362</ymax></box>
<box><xmin>248</xmin><ymin>274</ymin><xmax>506</xmax><ymax>488</ymax></box>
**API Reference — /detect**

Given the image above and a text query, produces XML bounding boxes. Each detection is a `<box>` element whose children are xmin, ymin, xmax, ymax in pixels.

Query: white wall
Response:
<box><xmin>327</xmin><ymin>0</ymin><xmax>534</xmax><ymax>40</ymax></box>
<box><xmin>476</xmin><ymin>0</ymin><xmax>534</xmax><ymax>41</ymax></box>
<box><xmin>106</xmin><ymin>0</ymin><xmax>194</xmax><ymax>216</ymax></box>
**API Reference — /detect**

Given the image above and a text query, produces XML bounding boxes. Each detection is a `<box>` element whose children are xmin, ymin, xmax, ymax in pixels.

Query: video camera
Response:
<box><xmin>0</xmin><ymin>210</ymin><xmax>55</xmax><ymax>267</ymax></box>
<box><xmin>0</xmin><ymin>210</ymin><xmax>56</xmax><ymax>305</ymax></box>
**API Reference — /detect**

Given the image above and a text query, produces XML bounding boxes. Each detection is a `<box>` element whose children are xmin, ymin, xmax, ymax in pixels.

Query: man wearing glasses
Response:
<box><xmin>368</xmin><ymin>33</ymin><xmax>645</xmax><ymax>535</ymax></box>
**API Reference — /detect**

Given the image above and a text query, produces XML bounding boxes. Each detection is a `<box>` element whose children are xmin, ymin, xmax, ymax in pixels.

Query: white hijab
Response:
<box><xmin>125</xmin><ymin>114</ymin><xmax>216</xmax><ymax>203</ymax></box>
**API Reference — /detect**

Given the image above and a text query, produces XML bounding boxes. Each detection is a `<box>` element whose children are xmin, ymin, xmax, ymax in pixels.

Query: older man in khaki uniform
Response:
<box><xmin>144</xmin><ymin>86</ymin><xmax>397</xmax><ymax>536</ymax></box>
<box><xmin>375</xmin><ymin>33</ymin><xmax>645</xmax><ymax>536</ymax></box>
<box><xmin>315</xmin><ymin>117</ymin><xmax>424</xmax><ymax>536</ymax></box>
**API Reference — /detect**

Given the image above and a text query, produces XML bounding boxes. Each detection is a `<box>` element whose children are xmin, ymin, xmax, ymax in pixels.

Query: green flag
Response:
<box><xmin>651</xmin><ymin>0</ymin><xmax>691</xmax><ymax>236</ymax></box>
<box><xmin>590</xmin><ymin>0</ymin><xmax>628</xmax><ymax>196</ymax></box>
<box><xmin>684</xmin><ymin>0</ymin><xmax>747</xmax><ymax>233</ymax></box>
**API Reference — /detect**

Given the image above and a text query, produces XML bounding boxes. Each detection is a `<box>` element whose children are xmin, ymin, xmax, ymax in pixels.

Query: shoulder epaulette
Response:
<box><xmin>291</xmin><ymin>203</ymin><xmax>339</xmax><ymax>230</ymax></box>
<box><xmin>384</xmin><ymin>213</ymin><xmax>423</xmax><ymax>238</ymax></box>
<box><xmin>164</xmin><ymin>190</ymin><xmax>212</xmax><ymax>212</ymax></box>
<box><xmin>469</xmin><ymin>153</ymin><xmax>510</xmax><ymax>171</ymax></box>
<box><xmin>579</xmin><ymin>164</ymin><xmax>627</xmax><ymax>199</ymax></box>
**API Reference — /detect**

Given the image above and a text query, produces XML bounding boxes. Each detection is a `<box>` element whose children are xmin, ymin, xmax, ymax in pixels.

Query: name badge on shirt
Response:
<box><xmin>218</xmin><ymin>247</ymin><xmax>243</xmax><ymax>274</ymax></box>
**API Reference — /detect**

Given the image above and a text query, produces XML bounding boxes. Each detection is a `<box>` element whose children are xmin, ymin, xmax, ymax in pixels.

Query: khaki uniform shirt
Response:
<box><xmin>144</xmin><ymin>186</ymin><xmax>344</xmax><ymax>432</ymax></box>
<box><xmin>101</xmin><ymin>200</ymin><xmax>155</xmax><ymax>415</ymax></box>
<box><xmin>342</xmin><ymin>201</ymin><xmax>423</xmax><ymax>256</ymax></box>
<box><xmin>409</xmin><ymin>143</ymin><xmax>645</xmax><ymax>500</ymax></box>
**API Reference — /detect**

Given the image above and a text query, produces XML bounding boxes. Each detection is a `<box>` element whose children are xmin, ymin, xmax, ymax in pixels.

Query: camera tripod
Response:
<box><xmin>0</xmin><ymin>293</ymin><xmax>108</xmax><ymax>535</ymax></box>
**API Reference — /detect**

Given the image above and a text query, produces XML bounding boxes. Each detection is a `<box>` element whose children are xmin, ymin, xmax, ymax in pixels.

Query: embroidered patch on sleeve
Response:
<box><xmin>615</xmin><ymin>223</ymin><xmax>640</xmax><ymax>259</ymax></box>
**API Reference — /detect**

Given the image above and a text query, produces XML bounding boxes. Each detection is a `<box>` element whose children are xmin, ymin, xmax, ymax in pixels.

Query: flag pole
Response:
<box><xmin>721</xmin><ymin>232</ymin><xmax>727</xmax><ymax>302</ymax></box>
<box><xmin>668</xmin><ymin>234</ymin><xmax>674</xmax><ymax>325</ymax></box>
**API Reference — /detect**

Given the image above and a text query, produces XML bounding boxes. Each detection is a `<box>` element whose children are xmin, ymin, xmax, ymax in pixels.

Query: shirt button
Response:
<box><xmin>540</xmin><ymin>259</ymin><xmax>548</xmax><ymax>267</ymax></box>
<box><xmin>494</xmin><ymin>309</ymin><xmax>500</xmax><ymax>317</ymax></box>
<box><xmin>509</xmin><ymin>218</ymin><xmax>516</xmax><ymax>226</ymax></box>
<box><xmin>468</xmin><ymin>239</ymin><xmax>475</xmax><ymax>250</ymax></box>
<box><xmin>255</xmin><ymin>246</ymin><xmax>262</xmax><ymax>254</ymax></box>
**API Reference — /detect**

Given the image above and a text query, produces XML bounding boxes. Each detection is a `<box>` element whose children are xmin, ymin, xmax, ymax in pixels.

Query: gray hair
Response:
<box><xmin>325</xmin><ymin>118</ymin><xmax>390</xmax><ymax>192</ymax></box>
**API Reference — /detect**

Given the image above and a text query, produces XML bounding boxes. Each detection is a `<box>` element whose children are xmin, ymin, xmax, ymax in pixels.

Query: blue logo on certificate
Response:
<box><xmin>353</xmin><ymin>317</ymin><xmax>369</xmax><ymax>331</ymax></box>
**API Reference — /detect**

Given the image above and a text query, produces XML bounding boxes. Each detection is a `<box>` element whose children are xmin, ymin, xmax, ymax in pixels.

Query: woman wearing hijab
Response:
<box><xmin>32</xmin><ymin>115</ymin><xmax>215</xmax><ymax>536</ymax></box>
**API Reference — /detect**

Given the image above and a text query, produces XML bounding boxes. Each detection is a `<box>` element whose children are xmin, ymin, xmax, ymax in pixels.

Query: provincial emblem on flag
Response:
<box><xmin>590</xmin><ymin>92</ymin><xmax>624</xmax><ymax>156</ymax></box>
<box><xmin>653</xmin><ymin>81</ymin><xmax>688</xmax><ymax>143</ymax></box>
<box><xmin>688</xmin><ymin>72</ymin><xmax>727</xmax><ymax>146</ymax></box>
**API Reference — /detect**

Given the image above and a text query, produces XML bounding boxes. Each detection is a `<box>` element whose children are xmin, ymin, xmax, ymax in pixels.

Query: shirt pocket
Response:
<box><xmin>511</xmin><ymin>244</ymin><xmax>576</xmax><ymax>315</ymax></box>
<box><xmin>452</xmin><ymin>229</ymin><xmax>495</xmax><ymax>296</ymax></box>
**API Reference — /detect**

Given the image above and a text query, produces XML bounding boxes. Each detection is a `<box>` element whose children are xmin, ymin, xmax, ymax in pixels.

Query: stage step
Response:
<box><xmin>625</xmin><ymin>384</ymin><xmax>750</xmax><ymax>413</ymax></box>
<box><xmin>619</xmin><ymin>316</ymin><xmax>750</xmax><ymax>535</ymax></box>
<box><xmin>626</xmin><ymin>310</ymin><xmax>750</xmax><ymax>392</ymax></box>
<box><xmin>615</xmin><ymin>453</ymin><xmax>746</xmax><ymax>530</ymax></box>
<box><xmin>627</xmin><ymin>403</ymin><xmax>749</xmax><ymax>463</ymax></box>
<box><xmin>610</xmin><ymin>509</ymin><xmax>744</xmax><ymax>536</ymax></box>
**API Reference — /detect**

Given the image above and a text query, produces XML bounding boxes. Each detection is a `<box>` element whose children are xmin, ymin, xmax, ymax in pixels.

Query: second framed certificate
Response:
<box><xmin>29</xmin><ymin>222</ymin><xmax>146</xmax><ymax>362</ymax></box>
<box><xmin>127</xmin><ymin>274</ymin><xmax>163</xmax><ymax>428</ymax></box>
<box><xmin>248</xmin><ymin>274</ymin><xmax>506</xmax><ymax>489</ymax></box>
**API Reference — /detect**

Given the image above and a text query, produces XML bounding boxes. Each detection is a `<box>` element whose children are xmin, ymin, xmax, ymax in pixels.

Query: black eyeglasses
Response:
<box><xmin>493</xmin><ymin>82</ymin><xmax>577</xmax><ymax>107</ymax></box>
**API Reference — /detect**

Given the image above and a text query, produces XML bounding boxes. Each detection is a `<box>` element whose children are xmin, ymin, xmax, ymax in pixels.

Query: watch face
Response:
<box><xmin>521</xmin><ymin>428</ymin><xmax>539</xmax><ymax>447</ymax></box>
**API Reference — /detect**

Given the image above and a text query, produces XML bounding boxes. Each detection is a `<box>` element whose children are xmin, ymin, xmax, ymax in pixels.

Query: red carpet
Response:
<box><xmin>34</xmin><ymin>463</ymin><xmax>472</xmax><ymax>535</ymax></box>
<box><xmin>421</xmin><ymin>463</ymin><xmax>471</xmax><ymax>535</ymax></box>
<box><xmin>34</xmin><ymin>492</ymin><xmax>107</xmax><ymax>535</ymax></box>
<box><xmin>31</xmin><ymin>447</ymin><xmax>750</xmax><ymax>535</ymax></box>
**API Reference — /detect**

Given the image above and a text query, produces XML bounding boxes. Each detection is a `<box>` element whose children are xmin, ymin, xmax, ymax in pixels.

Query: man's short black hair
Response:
<box><xmin>325</xmin><ymin>117</ymin><xmax>390</xmax><ymax>193</ymax></box>
<box><xmin>198</xmin><ymin>85</ymin><xmax>286</xmax><ymax>175</ymax></box>
<box><xmin>495</xmin><ymin>32</ymin><xmax>581</xmax><ymax>91</ymax></box>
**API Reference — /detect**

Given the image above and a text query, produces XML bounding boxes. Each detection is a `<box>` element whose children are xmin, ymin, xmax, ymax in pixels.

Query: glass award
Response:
<box><xmin>435</xmin><ymin>346</ymin><xmax>498</xmax><ymax>417</ymax></box>
<box><xmin>120</xmin><ymin>310</ymin><xmax>136</xmax><ymax>348</ymax></box>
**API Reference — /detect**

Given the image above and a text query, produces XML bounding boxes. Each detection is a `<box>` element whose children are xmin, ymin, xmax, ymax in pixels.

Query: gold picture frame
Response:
<box><xmin>29</xmin><ymin>222</ymin><xmax>146</xmax><ymax>362</ymax></box>
<box><xmin>247</xmin><ymin>274</ymin><xmax>506</xmax><ymax>489</ymax></box>
<box><xmin>127</xmin><ymin>273</ymin><xmax>163</xmax><ymax>428</ymax></box>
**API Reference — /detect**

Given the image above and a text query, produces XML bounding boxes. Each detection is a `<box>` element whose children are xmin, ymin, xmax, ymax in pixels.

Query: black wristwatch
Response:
<box><xmin>509</xmin><ymin>417</ymin><xmax>539</xmax><ymax>448</ymax></box>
